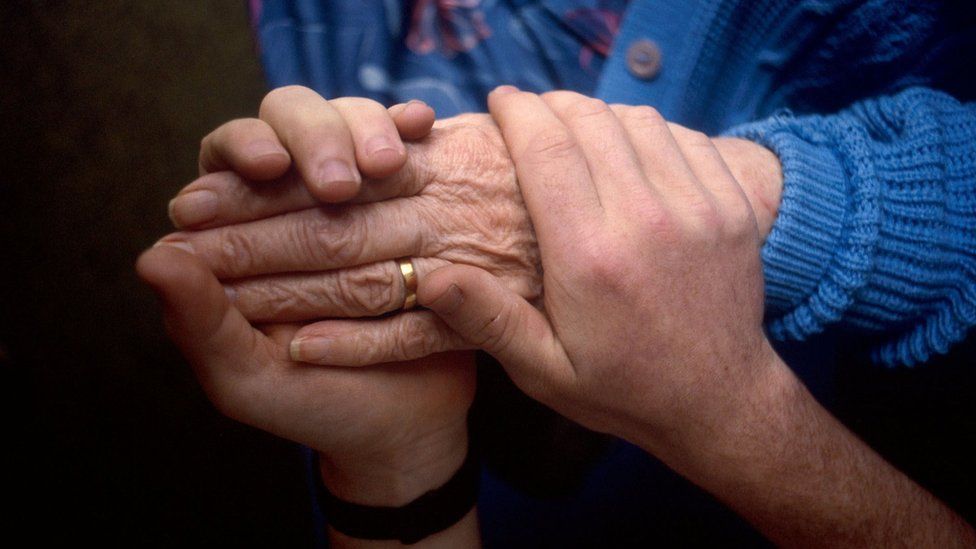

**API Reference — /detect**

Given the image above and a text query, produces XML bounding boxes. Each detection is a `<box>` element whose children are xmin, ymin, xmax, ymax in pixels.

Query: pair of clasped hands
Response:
<box><xmin>138</xmin><ymin>85</ymin><xmax>790</xmax><ymax>538</ymax></box>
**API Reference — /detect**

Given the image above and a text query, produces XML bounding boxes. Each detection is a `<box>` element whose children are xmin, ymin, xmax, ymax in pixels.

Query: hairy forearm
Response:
<box><xmin>643</xmin><ymin>353</ymin><xmax>974</xmax><ymax>547</ymax></box>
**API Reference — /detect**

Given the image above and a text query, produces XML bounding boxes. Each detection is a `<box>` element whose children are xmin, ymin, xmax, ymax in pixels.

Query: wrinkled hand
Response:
<box><xmin>136</xmin><ymin>246</ymin><xmax>474</xmax><ymax>495</ymax></box>
<box><xmin>161</xmin><ymin>88</ymin><xmax>780</xmax><ymax>367</ymax></box>
<box><xmin>419</xmin><ymin>88</ymin><xmax>785</xmax><ymax>457</ymax></box>
<box><xmin>162</xmin><ymin>111</ymin><xmax>541</xmax><ymax>366</ymax></box>
<box><xmin>418</xmin><ymin>88</ymin><xmax>976</xmax><ymax>549</ymax></box>
<box><xmin>142</xmin><ymin>88</ymin><xmax>479</xmax><ymax>512</ymax></box>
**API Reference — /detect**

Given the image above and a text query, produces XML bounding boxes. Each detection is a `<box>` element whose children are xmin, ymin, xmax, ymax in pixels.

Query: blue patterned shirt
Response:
<box><xmin>252</xmin><ymin>0</ymin><xmax>630</xmax><ymax>116</ymax></box>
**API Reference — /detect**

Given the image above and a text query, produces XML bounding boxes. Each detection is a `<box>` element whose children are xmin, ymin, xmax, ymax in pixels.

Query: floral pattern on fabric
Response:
<box><xmin>564</xmin><ymin>5</ymin><xmax>625</xmax><ymax>70</ymax></box>
<box><xmin>406</xmin><ymin>0</ymin><xmax>494</xmax><ymax>55</ymax></box>
<box><xmin>251</xmin><ymin>0</ymin><xmax>630</xmax><ymax>116</ymax></box>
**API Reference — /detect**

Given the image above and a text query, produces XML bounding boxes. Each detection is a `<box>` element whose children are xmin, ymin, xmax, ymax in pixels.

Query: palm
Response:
<box><xmin>220</xmin><ymin>321</ymin><xmax>476</xmax><ymax>457</ymax></box>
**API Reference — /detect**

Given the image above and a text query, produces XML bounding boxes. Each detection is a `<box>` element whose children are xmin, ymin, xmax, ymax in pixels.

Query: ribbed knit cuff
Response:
<box><xmin>728</xmin><ymin>89</ymin><xmax>976</xmax><ymax>366</ymax></box>
<box><xmin>727</xmin><ymin>113</ymin><xmax>856</xmax><ymax>343</ymax></box>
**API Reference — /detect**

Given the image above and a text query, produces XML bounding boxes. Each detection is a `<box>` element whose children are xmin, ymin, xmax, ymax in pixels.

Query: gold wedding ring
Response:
<box><xmin>397</xmin><ymin>257</ymin><xmax>418</xmax><ymax>311</ymax></box>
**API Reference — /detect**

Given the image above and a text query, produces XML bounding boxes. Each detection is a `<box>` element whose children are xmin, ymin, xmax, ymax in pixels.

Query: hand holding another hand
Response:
<box><xmin>420</xmin><ymin>88</ymin><xmax>787</xmax><ymax>460</ymax></box>
<box><xmin>421</xmin><ymin>88</ymin><xmax>972</xmax><ymax>547</ymax></box>
<box><xmin>161</xmin><ymin>88</ymin><xmax>781</xmax><ymax>368</ymax></box>
<box><xmin>139</xmin><ymin>89</ymin><xmax>478</xmax><ymax>517</ymax></box>
<box><xmin>143</xmin><ymin>85</ymin><xmax>971</xmax><ymax>547</ymax></box>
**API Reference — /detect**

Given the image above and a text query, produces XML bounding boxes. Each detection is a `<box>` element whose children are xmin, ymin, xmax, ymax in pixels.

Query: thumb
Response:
<box><xmin>418</xmin><ymin>264</ymin><xmax>574</xmax><ymax>398</ymax></box>
<box><xmin>136</xmin><ymin>244</ymin><xmax>274</xmax><ymax>380</ymax></box>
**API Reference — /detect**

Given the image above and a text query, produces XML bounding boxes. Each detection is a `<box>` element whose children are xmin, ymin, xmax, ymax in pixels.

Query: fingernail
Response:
<box><xmin>493</xmin><ymin>85</ymin><xmax>519</xmax><ymax>96</ymax></box>
<box><xmin>290</xmin><ymin>337</ymin><xmax>331</xmax><ymax>363</ymax></box>
<box><xmin>245</xmin><ymin>139</ymin><xmax>287</xmax><ymax>159</ymax></box>
<box><xmin>407</xmin><ymin>99</ymin><xmax>428</xmax><ymax>107</ymax></box>
<box><xmin>316</xmin><ymin>159</ymin><xmax>360</xmax><ymax>187</ymax></box>
<box><xmin>153</xmin><ymin>239</ymin><xmax>195</xmax><ymax>254</ymax></box>
<box><xmin>363</xmin><ymin>135</ymin><xmax>403</xmax><ymax>159</ymax></box>
<box><xmin>223</xmin><ymin>286</ymin><xmax>237</xmax><ymax>303</ymax></box>
<box><xmin>168</xmin><ymin>190</ymin><xmax>218</xmax><ymax>228</ymax></box>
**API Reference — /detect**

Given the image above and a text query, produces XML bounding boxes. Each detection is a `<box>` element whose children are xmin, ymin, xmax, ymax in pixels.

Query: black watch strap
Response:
<box><xmin>317</xmin><ymin>449</ymin><xmax>480</xmax><ymax>545</ymax></box>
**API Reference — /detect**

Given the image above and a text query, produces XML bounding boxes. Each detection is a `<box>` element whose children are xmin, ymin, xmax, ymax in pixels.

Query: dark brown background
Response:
<box><xmin>1</xmin><ymin>2</ymin><xmax>311</xmax><ymax>545</ymax></box>
<box><xmin>2</xmin><ymin>1</ymin><xmax>974</xmax><ymax>547</ymax></box>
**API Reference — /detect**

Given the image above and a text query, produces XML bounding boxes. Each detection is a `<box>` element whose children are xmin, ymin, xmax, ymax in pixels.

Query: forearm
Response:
<box><xmin>644</xmin><ymin>352</ymin><xmax>974</xmax><ymax>547</ymax></box>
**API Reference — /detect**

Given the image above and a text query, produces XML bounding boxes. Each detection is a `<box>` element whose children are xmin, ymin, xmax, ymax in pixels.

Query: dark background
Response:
<box><xmin>2</xmin><ymin>2</ymin><xmax>312</xmax><ymax>545</ymax></box>
<box><xmin>2</xmin><ymin>1</ymin><xmax>974</xmax><ymax>547</ymax></box>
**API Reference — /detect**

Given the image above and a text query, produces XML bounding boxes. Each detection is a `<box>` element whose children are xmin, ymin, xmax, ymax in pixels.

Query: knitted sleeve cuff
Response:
<box><xmin>726</xmin><ymin>89</ymin><xmax>976</xmax><ymax>366</ymax></box>
<box><xmin>727</xmin><ymin>112</ymin><xmax>863</xmax><ymax>344</ymax></box>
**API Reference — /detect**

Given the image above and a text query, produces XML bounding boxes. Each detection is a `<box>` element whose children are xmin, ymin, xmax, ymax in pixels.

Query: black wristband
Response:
<box><xmin>317</xmin><ymin>449</ymin><xmax>480</xmax><ymax>545</ymax></box>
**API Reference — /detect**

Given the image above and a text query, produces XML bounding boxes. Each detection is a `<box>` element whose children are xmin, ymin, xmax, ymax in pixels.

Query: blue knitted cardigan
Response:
<box><xmin>254</xmin><ymin>0</ymin><xmax>976</xmax><ymax>366</ymax></box>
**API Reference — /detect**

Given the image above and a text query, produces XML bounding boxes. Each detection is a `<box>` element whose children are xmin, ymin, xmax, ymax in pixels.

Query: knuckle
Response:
<box><xmin>217</xmin><ymin>229</ymin><xmax>258</xmax><ymax>276</ymax></box>
<box><xmin>470</xmin><ymin>301</ymin><xmax>520</xmax><ymax>352</ymax></box>
<box><xmin>683</xmin><ymin>199</ymin><xmax>725</xmax><ymax>241</ymax></box>
<box><xmin>540</xmin><ymin>90</ymin><xmax>576</xmax><ymax>103</ymax></box>
<box><xmin>722</xmin><ymin>200</ymin><xmax>759</xmax><ymax>241</ymax></box>
<box><xmin>198</xmin><ymin>370</ymin><xmax>247</xmax><ymax>421</ymax></box>
<box><xmin>679</xmin><ymin>129</ymin><xmax>714</xmax><ymax>151</ymax></box>
<box><xmin>634</xmin><ymin>205</ymin><xmax>679</xmax><ymax>242</ymax></box>
<box><xmin>574</xmin><ymin>241</ymin><xmax>632</xmax><ymax>290</ymax></box>
<box><xmin>335</xmin><ymin>264</ymin><xmax>400</xmax><ymax>314</ymax></box>
<box><xmin>307</xmin><ymin>211</ymin><xmax>367</xmax><ymax>266</ymax></box>
<box><xmin>523</xmin><ymin>127</ymin><xmax>578</xmax><ymax>160</ymax></box>
<box><xmin>207</xmin><ymin>386</ymin><xmax>241</xmax><ymax>420</ymax></box>
<box><xmin>620</xmin><ymin>105</ymin><xmax>666</xmax><ymax>128</ymax></box>
<box><xmin>390</xmin><ymin>320</ymin><xmax>436</xmax><ymax>362</ymax></box>
<box><xmin>257</xmin><ymin>280</ymin><xmax>308</xmax><ymax>320</ymax></box>
<box><xmin>199</xmin><ymin>131</ymin><xmax>214</xmax><ymax>156</ymax></box>
<box><xmin>563</xmin><ymin>96</ymin><xmax>611</xmax><ymax>123</ymax></box>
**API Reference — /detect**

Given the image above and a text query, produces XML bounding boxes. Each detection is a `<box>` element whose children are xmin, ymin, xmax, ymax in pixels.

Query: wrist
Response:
<box><xmin>712</xmin><ymin>136</ymin><xmax>783</xmax><ymax>240</ymax></box>
<box><xmin>641</xmin><ymin>341</ymin><xmax>802</xmax><ymax>482</ymax></box>
<box><xmin>319</xmin><ymin>418</ymin><xmax>469</xmax><ymax>507</ymax></box>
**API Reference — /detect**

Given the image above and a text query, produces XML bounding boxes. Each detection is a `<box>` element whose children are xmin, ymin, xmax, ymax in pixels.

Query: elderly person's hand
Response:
<box><xmin>425</xmin><ymin>85</ymin><xmax>779</xmax><ymax>458</ymax></box>
<box><xmin>419</xmin><ymin>87</ymin><xmax>973</xmax><ymax>547</ymax></box>
<box><xmin>160</xmin><ymin>88</ymin><xmax>782</xmax><ymax>367</ymax></box>
<box><xmin>141</xmin><ymin>89</ymin><xmax>482</xmax><ymax>547</ymax></box>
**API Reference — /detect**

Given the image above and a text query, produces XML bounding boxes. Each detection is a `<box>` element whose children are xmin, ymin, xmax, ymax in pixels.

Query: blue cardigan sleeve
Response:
<box><xmin>728</xmin><ymin>87</ymin><xmax>976</xmax><ymax>366</ymax></box>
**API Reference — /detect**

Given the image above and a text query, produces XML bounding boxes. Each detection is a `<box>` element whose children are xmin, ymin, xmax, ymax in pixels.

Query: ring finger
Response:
<box><xmin>226</xmin><ymin>257</ymin><xmax>450</xmax><ymax>322</ymax></box>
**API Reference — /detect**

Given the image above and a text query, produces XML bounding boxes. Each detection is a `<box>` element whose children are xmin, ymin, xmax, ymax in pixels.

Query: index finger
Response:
<box><xmin>487</xmin><ymin>86</ymin><xmax>602</xmax><ymax>246</ymax></box>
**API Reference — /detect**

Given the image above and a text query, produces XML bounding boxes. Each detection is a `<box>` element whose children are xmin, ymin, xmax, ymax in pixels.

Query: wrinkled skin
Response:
<box><xmin>414</xmin><ymin>88</ymin><xmax>975</xmax><ymax>549</ymax></box>
<box><xmin>161</xmin><ymin>113</ymin><xmax>543</xmax><ymax>365</ymax></box>
<box><xmin>162</xmin><ymin>110</ymin><xmax>779</xmax><ymax>366</ymax></box>
<box><xmin>140</xmin><ymin>92</ymin><xmax>483</xmax><ymax>513</ymax></box>
<box><xmin>136</xmin><ymin>244</ymin><xmax>475</xmax><ymax>469</ymax></box>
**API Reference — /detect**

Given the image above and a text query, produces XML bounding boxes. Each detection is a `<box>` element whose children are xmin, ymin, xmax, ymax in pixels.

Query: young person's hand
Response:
<box><xmin>142</xmin><ymin>87</ymin><xmax>481</xmax><ymax>546</ymax></box>
<box><xmin>170</xmin><ymin>85</ymin><xmax>436</xmax><ymax>226</ymax></box>
<box><xmin>157</xmin><ymin>96</ymin><xmax>782</xmax><ymax>367</ymax></box>
<box><xmin>417</xmin><ymin>87</ymin><xmax>973</xmax><ymax>548</ymax></box>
